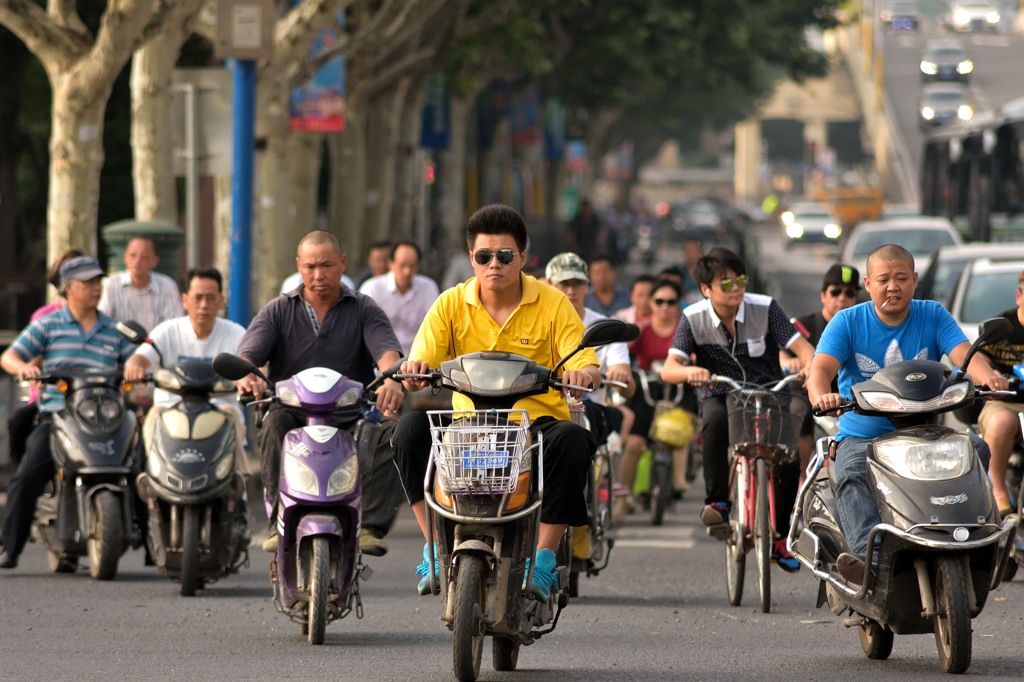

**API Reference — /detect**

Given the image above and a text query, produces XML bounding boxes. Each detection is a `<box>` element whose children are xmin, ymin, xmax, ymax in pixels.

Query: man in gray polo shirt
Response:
<box><xmin>235</xmin><ymin>230</ymin><xmax>405</xmax><ymax>556</ymax></box>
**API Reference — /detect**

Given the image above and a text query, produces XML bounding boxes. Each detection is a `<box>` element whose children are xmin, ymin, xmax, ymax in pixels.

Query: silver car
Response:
<box><xmin>945</xmin><ymin>1</ymin><xmax>1002</xmax><ymax>32</ymax></box>
<box><xmin>948</xmin><ymin>258</ymin><xmax>1024</xmax><ymax>341</ymax></box>
<box><xmin>919</xmin><ymin>83</ymin><xmax>974</xmax><ymax>129</ymax></box>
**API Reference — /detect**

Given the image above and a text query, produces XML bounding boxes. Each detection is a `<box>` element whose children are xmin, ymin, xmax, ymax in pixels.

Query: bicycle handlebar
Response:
<box><xmin>689</xmin><ymin>373</ymin><xmax>802</xmax><ymax>393</ymax></box>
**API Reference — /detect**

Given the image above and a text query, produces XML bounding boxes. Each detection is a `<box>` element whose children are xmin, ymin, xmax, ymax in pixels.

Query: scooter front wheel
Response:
<box><xmin>307</xmin><ymin>536</ymin><xmax>330</xmax><ymax>645</ymax></box>
<box><xmin>858</xmin><ymin>620</ymin><xmax>894</xmax><ymax>660</ymax></box>
<box><xmin>88</xmin><ymin>490</ymin><xmax>122</xmax><ymax>581</ymax></box>
<box><xmin>452</xmin><ymin>554</ymin><xmax>486</xmax><ymax>682</ymax></box>
<box><xmin>934</xmin><ymin>556</ymin><xmax>972</xmax><ymax>673</ymax></box>
<box><xmin>650</xmin><ymin>450</ymin><xmax>672</xmax><ymax>526</ymax></box>
<box><xmin>180</xmin><ymin>506</ymin><xmax>202</xmax><ymax>597</ymax></box>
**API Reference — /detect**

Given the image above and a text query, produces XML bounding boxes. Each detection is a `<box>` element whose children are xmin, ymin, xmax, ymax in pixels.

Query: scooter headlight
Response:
<box><xmin>326</xmin><ymin>456</ymin><xmax>359</xmax><ymax>496</ymax></box>
<box><xmin>214</xmin><ymin>452</ymin><xmax>235</xmax><ymax>481</ymax></box>
<box><xmin>874</xmin><ymin>433</ymin><xmax>972</xmax><ymax>480</ymax></box>
<box><xmin>335</xmin><ymin>386</ymin><xmax>362</xmax><ymax>408</ymax></box>
<box><xmin>279</xmin><ymin>386</ymin><xmax>302</xmax><ymax>407</ymax></box>
<box><xmin>284</xmin><ymin>456</ymin><xmax>319</xmax><ymax>495</ymax></box>
<box><xmin>148</xmin><ymin>453</ymin><xmax>163</xmax><ymax>479</ymax></box>
<box><xmin>860</xmin><ymin>383</ymin><xmax>970</xmax><ymax>412</ymax></box>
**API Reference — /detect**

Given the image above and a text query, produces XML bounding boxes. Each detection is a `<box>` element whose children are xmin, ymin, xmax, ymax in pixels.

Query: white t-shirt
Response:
<box><xmin>132</xmin><ymin>316</ymin><xmax>248</xmax><ymax>412</ymax></box>
<box><xmin>583</xmin><ymin>307</ymin><xmax>630</xmax><ymax>405</ymax></box>
<box><xmin>280</xmin><ymin>272</ymin><xmax>356</xmax><ymax>295</ymax></box>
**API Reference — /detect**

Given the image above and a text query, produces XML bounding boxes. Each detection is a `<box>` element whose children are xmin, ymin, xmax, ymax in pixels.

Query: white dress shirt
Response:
<box><xmin>99</xmin><ymin>270</ymin><xmax>184</xmax><ymax>332</ymax></box>
<box><xmin>359</xmin><ymin>272</ymin><xmax>439</xmax><ymax>354</ymax></box>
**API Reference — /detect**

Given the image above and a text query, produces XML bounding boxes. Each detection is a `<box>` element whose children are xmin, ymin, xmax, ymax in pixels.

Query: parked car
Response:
<box><xmin>919</xmin><ymin>82</ymin><xmax>974</xmax><ymax>129</ymax></box>
<box><xmin>919</xmin><ymin>39</ymin><xmax>973</xmax><ymax>84</ymax></box>
<box><xmin>779</xmin><ymin>201</ymin><xmax>842</xmax><ymax>248</ymax></box>
<box><xmin>947</xmin><ymin>258</ymin><xmax>1024</xmax><ymax>341</ymax></box>
<box><xmin>839</xmin><ymin>217</ymin><xmax>962</xmax><ymax>278</ymax></box>
<box><xmin>917</xmin><ymin>242</ymin><xmax>1024</xmax><ymax>308</ymax></box>
<box><xmin>881</xmin><ymin>0</ymin><xmax>920</xmax><ymax>31</ymax></box>
<box><xmin>943</xmin><ymin>1</ymin><xmax>1002</xmax><ymax>32</ymax></box>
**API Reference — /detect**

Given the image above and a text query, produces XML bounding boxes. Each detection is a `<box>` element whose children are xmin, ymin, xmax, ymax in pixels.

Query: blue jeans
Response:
<box><xmin>834</xmin><ymin>432</ymin><xmax>991</xmax><ymax>557</ymax></box>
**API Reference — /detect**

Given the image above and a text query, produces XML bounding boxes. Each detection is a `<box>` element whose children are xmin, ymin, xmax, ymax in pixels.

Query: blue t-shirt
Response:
<box><xmin>816</xmin><ymin>299</ymin><xmax>966</xmax><ymax>440</ymax></box>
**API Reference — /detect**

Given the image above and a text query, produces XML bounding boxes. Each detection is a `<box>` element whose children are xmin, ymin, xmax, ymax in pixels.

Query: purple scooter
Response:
<box><xmin>213</xmin><ymin>353</ymin><xmax>384</xmax><ymax>645</ymax></box>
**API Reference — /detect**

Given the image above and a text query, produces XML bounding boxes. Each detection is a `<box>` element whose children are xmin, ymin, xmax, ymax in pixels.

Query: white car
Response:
<box><xmin>947</xmin><ymin>258</ymin><xmax>1024</xmax><ymax>341</ymax></box>
<box><xmin>779</xmin><ymin>201</ymin><xmax>842</xmax><ymax>248</ymax></box>
<box><xmin>945</xmin><ymin>1</ymin><xmax>1001</xmax><ymax>32</ymax></box>
<box><xmin>839</xmin><ymin>217</ymin><xmax>962</xmax><ymax>278</ymax></box>
<box><xmin>917</xmin><ymin>242</ymin><xmax>1024</xmax><ymax>309</ymax></box>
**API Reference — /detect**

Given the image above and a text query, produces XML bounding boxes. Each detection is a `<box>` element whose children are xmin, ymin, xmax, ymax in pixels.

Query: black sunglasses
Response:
<box><xmin>473</xmin><ymin>248</ymin><xmax>518</xmax><ymax>266</ymax></box>
<box><xmin>652</xmin><ymin>297</ymin><xmax>679</xmax><ymax>307</ymax></box>
<box><xmin>827</xmin><ymin>286</ymin><xmax>858</xmax><ymax>298</ymax></box>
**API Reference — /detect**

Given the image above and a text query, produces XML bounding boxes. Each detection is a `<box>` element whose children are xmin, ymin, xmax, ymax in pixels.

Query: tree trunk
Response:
<box><xmin>212</xmin><ymin>174</ymin><xmax>232</xmax><ymax>292</ymax></box>
<box><xmin>254</xmin><ymin>80</ymin><xmax>293</xmax><ymax>306</ymax></box>
<box><xmin>364</xmin><ymin>77</ymin><xmax>412</xmax><ymax>242</ymax></box>
<box><xmin>391</xmin><ymin>76</ymin><xmax>427</xmax><ymax>244</ymax></box>
<box><xmin>130</xmin><ymin>30</ymin><xmax>182</xmax><ymax>224</ymax></box>
<box><xmin>47</xmin><ymin>81</ymin><xmax>109</xmax><ymax>263</ymax></box>
<box><xmin>583</xmin><ymin>108</ymin><xmax>623</xmax><ymax>199</ymax></box>
<box><xmin>289</xmin><ymin>132</ymin><xmax>324</xmax><ymax>240</ymax></box>
<box><xmin>439</xmin><ymin>94</ymin><xmax>471</xmax><ymax>255</ymax></box>
<box><xmin>328</xmin><ymin>98</ymin><xmax>367</xmax><ymax>262</ymax></box>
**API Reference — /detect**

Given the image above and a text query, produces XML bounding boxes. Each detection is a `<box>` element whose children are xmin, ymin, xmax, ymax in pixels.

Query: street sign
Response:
<box><xmin>172</xmin><ymin>69</ymin><xmax>233</xmax><ymax>177</ymax></box>
<box><xmin>215</xmin><ymin>0</ymin><xmax>274</xmax><ymax>60</ymax></box>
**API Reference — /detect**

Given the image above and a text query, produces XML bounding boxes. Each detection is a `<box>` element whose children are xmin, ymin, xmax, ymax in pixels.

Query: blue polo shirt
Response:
<box><xmin>9</xmin><ymin>307</ymin><xmax>136</xmax><ymax>412</ymax></box>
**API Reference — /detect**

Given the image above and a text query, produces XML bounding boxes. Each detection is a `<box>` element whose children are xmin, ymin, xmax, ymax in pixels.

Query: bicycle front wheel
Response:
<box><xmin>754</xmin><ymin>458</ymin><xmax>771</xmax><ymax>613</ymax></box>
<box><xmin>725</xmin><ymin>456</ymin><xmax>747</xmax><ymax>606</ymax></box>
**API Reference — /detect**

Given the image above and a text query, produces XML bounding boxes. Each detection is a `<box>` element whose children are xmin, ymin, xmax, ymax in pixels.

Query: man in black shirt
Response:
<box><xmin>781</xmin><ymin>263</ymin><xmax>861</xmax><ymax>475</ymax></box>
<box><xmin>977</xmin><ymin>269</ymin><xmax>1024</xmax><ymax>516</ymax></box>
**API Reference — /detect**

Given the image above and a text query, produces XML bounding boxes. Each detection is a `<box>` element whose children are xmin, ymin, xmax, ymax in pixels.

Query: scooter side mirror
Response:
<box><xmin>581</xmin><ymin>318</ymin><xmax>636</xmax><ymax>347</ymax></box>
<box><xmin>960</xmin><ymin>317</ymin><xmax>1014</xmax><ymax>373</ymax></box>
<box><xmin>213</xmin><ymin>353</ymin><xmax>263</xmax><ymax>382</ymax></box>
<box><xmin>116</xmin><ymin>320</ymin><xmax>148</xmax><ymax>344</ymax></box>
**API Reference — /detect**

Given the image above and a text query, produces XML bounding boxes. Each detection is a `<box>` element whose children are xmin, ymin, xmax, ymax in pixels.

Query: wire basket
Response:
<box><xmin>428</xmin><ymin>409</ymin><xmax>532</xmax><ymax>494</ymax></box>
<box><xmin>726</xmin><ymin>389</ymin><xmax>797</xmax><ymax>464</ymax></box>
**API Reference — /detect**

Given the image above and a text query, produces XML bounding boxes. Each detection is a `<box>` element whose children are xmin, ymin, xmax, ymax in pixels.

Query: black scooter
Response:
<box><xmin>34</xmin><ymin>367</ymin><xmax>143</xmax><ymax>580</ymax></box>
<box><xmin>789</xmin><ymin>317</ymin><xmax>1018</xmax><ymax>674</ymax></box>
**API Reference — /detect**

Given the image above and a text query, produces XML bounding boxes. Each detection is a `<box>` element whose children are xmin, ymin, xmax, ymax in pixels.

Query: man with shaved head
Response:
<box><xmin>808</xmin><ymin>244</ymin><xmax>1003</xmax><ymax>585</ymax></box>
<box><xmin>235</xmin><ymin>230</ymin><xmax>406</xmax><ymax>556</ymax></box>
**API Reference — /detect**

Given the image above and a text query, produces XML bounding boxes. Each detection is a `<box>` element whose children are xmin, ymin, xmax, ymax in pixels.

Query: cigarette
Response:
<box><xmin>881</xmin><ymin>297</ymin><xmax>895</xmax><ymax>309</ymax></box>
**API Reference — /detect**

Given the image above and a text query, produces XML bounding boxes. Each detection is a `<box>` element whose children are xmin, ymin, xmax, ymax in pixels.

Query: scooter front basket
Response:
<box><xmin>428</xmin><ymin>409</ymin><xmax>531</xmax><ymax>494</ymax></box>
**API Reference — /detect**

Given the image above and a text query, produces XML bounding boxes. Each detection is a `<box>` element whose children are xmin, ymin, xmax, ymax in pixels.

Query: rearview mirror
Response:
<box><xmin>213</xmin><ymin>353</ymin><xmax>260</xmax><ymax>381</ymax></box>
<box><xmin>116</xmin><ymin>320</ymin><xmax>148</xmax><ymax>344</ymax></box>
<box><xmin>581</xmin><ymin>319</ymin><xmax>636</xmax><ymax>347</ymax></box>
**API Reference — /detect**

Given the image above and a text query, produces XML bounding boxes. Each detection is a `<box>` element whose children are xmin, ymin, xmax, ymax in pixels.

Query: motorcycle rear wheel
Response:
<box><xmin>452</xmin><ymin>554</ymin><xmax>486</xmax><ymax>682</ymax></box>
<box><xmin>725</xmin><ymin>457</ymin><xmax>747</xmax><ymax>606</ymax></box>
<box><xmin>1003</xmin><ymin>557</ymin><xmax>1019</xmax><ymax>582</ymax></box>
<box><xmin>307</xmin><ymin>536</ymin><xmax>330</xmax><ymax>645</ymax></box>
<box><xmin>180</xmin><ymin>506</ymin><xmax>202</xmax><ymax>597</ymax></box>
<box><xmin>934</xmin><ymin>556</ymin><xmax>972</xmax><ymax>673</ymax></box>
<box><xmin>754</xmin><ymin>458</ymin><xmax>771</xmax><ymax>614</ymax></box>
<box><xmin>88</xmin><ymin>491</ymin><xmax>122</xmax><ymax>581</ymax></box>
<box><xmin>858</xmin><ymin>620</ymin><xmax>894</xmax><ymax>660</ymax></box>
<box><xmin>492</xmin><ymin>636</ymin><xmax>520</xmax><ymax>671</ymax></box>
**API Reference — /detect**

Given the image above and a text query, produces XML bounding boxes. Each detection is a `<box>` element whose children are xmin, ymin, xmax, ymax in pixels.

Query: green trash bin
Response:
<box><xmin>101</xmin><ymin>220</ymin><xmax>184</xmax><ymax>280</ymax></box>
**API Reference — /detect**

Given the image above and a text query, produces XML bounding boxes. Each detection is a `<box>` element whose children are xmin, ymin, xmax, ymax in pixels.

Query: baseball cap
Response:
<box><xmin>822</xmin><ymin>263</ymin><xmax>860</xmax><ymax>290</ymax></box>
<box><xmin>545</xmin><ymin>252</ymin><xmax>589</xmax><ymax>284</ymax></box>
<box><xmin>59</xmin><ymin>256</ymin><xmax>105</xmax><ymax>290</ymax></box>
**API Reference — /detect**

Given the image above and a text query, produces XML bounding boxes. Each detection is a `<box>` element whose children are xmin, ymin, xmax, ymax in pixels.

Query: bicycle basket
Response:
<box><xmin>649</xmin><ymin>402</ymin><xmax>695</xmax><ymax>449</ymax></box>
<box><xmin>726</xmin><ymin>390</ymin><xmax>797</xmax><ymax>464</ymax></box>
<box><xmin>428</xmin><ymin>409</ymin><xmax>531</xmax><ymax>494</ymax></box>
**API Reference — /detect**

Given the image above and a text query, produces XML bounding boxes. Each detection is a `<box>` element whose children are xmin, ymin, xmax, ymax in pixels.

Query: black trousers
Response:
<box><xmin>7</xmin><ymin>402</ymin><xmax>38</xmax><ymax>469</ymax></box>
<box><xmin>1</xmin><ymin>418</ymin><xmax>53</xmax><ymax>557</ymax></box>
<box><xmin>392</xmin><ymin>413</ymin><xmax>596</xmax><ymax>527</ymax></box>
<box><xmin>256</xmin><ymin>404</ymin><xmax>400</xmax><ymax>535</ymax></box>
<box><xmin>700</xmin><ymin>394</ymin><xmax>800</xmax><ymax>534</ymax></box>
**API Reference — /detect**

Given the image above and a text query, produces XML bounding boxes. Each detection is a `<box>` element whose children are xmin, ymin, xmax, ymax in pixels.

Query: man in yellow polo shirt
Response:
<box><xmin>395</xmin><ymin>203</ymin><xmax>601</xmax><ymax>598</ymax></box>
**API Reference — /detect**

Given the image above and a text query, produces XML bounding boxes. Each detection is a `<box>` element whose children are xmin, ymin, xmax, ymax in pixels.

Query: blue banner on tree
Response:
<box><xmin>421</xmin><ymin>73</ymin><xmax>450</xmax><ymax>150</ymax></box>
<box><xmin>290</xmin><ymin>9</ymin><xmax>345</xmax><ymax>133</ymax></box>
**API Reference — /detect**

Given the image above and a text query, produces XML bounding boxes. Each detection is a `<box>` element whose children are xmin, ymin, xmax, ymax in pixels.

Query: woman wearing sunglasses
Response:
<box><xmin>620</xmin><ymin>279</ymin><xmax>691</xmax><ymax>506</ymax></box>
<box><xmin>660</xmin><ymin>247</ymin><xmax>815</xmax><ymax>573</ymax></box>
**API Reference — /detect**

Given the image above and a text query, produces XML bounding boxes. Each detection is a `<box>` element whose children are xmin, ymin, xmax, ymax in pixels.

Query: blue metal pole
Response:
<box><xmin>229</xmin><ymin>59</ymin><xmax>255</xmax><ymax>325</ymax></box>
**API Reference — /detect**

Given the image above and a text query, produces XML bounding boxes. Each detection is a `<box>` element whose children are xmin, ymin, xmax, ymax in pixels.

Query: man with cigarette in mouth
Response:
<box><xmin>807</xmin><ymin>244</ymin><xmax>1003</xmax><ymax>585</ymax></box>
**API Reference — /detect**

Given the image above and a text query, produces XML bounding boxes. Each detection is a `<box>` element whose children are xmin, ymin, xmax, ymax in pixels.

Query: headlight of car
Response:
<box><xmin>874</xmin><ymin>433</ymin><xmax>972</xmax><ymax>480</ymax></box>
<box><xmin>786</xmin><ymin>223</ymin><xmax>804</xmax><ymax>239</ymax></box>
<box><xmin>986</xmin><ymin>11</ymin><xmax>1000</xmax><ymax>23</ymax></box>
<box><xmin>921</xmin><ymin>106</ymin><xmax>935</xmax><ymax>120</ymax></box>
<box><xmin>956</xmin><ymin>59</ymin><xmax>973</xmax><ymax>75</ymax></box>
<box><xmin>957</xmin><ymin>104</ymin><xmax>973</xmax><ymax>121</ymax></box>
<box><xmin>824</xmin><ymin>223</ymin><xmax>842</xmax><ymax>239</ymax></box>
<box><xmin>214</xmin><ymin>452</ymin><xmax>234</xmax><ymax>481</ymax></box>
<box><xmin>284</xmin><ymin>455</ymin><xmax>319</xmax><ymax>495</ymax></box>
<box><xmin>920</xmin><ymin>60</ymin><xmax>938</xmax><ymax>75</ymax></box>
<box><xmin>954</xmin><ymin>9</ymin><xmax>969</xmax><ymax>24</ymax></box>
<box><xmin>326</xmin><ymin>456</ymin><xmax>359</xmax><ymax>496</ymax></box>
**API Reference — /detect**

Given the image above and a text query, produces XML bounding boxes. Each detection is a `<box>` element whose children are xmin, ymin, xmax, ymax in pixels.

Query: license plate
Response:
<box><xmin>462</xmin><ymin>451</ymin><xmax>509</xmax><ymax>470</ymax></box>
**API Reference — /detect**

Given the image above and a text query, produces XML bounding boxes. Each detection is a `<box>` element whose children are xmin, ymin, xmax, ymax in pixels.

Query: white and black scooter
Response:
<box><xmin>788</xmin><ymin>317</ymin><xmax>1018</xmax><ymax>674</ymax></box>
<box><xmin>120</xmin><ymin>322</ymin><xmax>249</xmax><ymax>596</ymax></box>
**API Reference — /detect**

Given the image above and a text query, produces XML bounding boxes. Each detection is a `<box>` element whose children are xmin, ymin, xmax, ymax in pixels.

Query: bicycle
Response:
<box><xmin>692</xmin><ymin>373</ymin><xmax>801</xmax><ymax>613</ymax></box>
<box><xmin>635</xmin><ymin>370</ymin><xmax>696</xmax><ymax>526</ymax></box>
